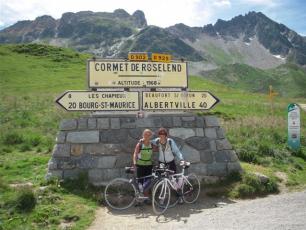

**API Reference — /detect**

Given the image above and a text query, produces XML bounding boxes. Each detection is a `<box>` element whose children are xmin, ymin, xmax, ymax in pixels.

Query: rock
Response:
<box><xmin>216</xmin><ymin>139</ymin><xmax>232</xmax><ymax>150</ymax></box>
<box><xmin>181</xmin><ymin>116</ymin><xmax>195</xmax><ymax>122</ymax></box>
<box><xmin>161</xmin><ymin>116</ymin><xmax>173</xmax><ymax>127</ymax></box>
<box><xmin>63</xmin><ymin>169</ymin><xmax>86</xmax><ymax>179</ymax></box>
<box><xmin>100</xmin><ymin>129</ymin><xmax>128</xmax><ymax>143</ymax></box>
<box><xmin>169</xmin><ymin>128</ymin><xmax>195</xmax><ymax>139</ymax></box>
<box><xmin>60</xmin><ymin>119</ymin><xmax>77</xmax><ymax>131</ymax></box>
<box><xmin>114</xmin><ymin>154</ymin><xmax>133</xmax><ymax>168</ymax></box>
<box><xmin>110</xmin><ymin>118</ymin><xmax>120</xmax><ymax>129</ymax></box>
<box><xmin>97</xmin><ymin>156</ymin><xmax>117</xmax><ymax>169</ymax></box>
<box><xmin>97</xmin><ymin>118</ymin><xmax>109</xmax><ymax>129</ymax></box>
<box><xmin>52</xmin><ymin>144</ymin><xmax>70</xmax><ymax>157</ymax></box>
<box><xmin>254</xmin><ymin>172</ymin><xmax>269</xmax><ymax>183</ymax></box>
<box><xmin>227</xmin><ymin>162</ymin><xmax>243</xmax><ymax>173</ymax></box>
<box><xmin>66</xmin><ymin>131</ymin><xmax>99</xmax><ymax>143</ymax></box>
<box><xmin>56</xmin><ymin>131</ymin><xmax>66</xmax><ymax>143</ymax></box>
<box><xmin>195</xmin><ymin>128</ymin><xmax>204</xmax><ymax>137</ymax></box>
<box><xmin>120</xmin><ymin>117</ymin><xmax>136</xmax><ymax>128</ymax></box>
<box><xmin>74</xmin><ymin>154</ymin><xmax>96</xmax><ymax>169</ymax></box>
<box><xmin>209</xmin><ymin>140</ymin><xmax>217</xmax><ymax>151</ymax></box>
<box><xmin>216</xmin><ymin>127</ymin><xmax>226</xmax><ymax>138</ymax></box>
<box><xmin>196</xmin><ymin>116</ymin><xmax>205</xmax><ymax>127</ymax></box>
<box><xmin>84</xmin><ymin>143</ymin><xmax>122</xmax><ymax>155</ymax></box>
<box><xmin>207</xmin><ymin>163</ymin><xmax>227</xmax><ymax>176</ymax></box>
<box><xmin>185</xmin><ymin>136</ymin><xmax>210</xmax><ymax>150</ymax></box>
<box><xmin>205</xmin><ymin>128</ymin><xmax>217</xmax><ymax>139</ymax></box>
<box><xmin>136</xmin><ymin>117</ymin><xmax>161</xmax><ymax>127</ymax></box>
<box><xmin>46</xmin><ymin>170</ymin><xmax>63</xmax><ymax>180</ymax></box>
<box><xmin>199</xmin><ymin>150</ymin><xmax>214</xmax><ymax>163</ymax></box>
<box><xmin>71</xmin><ymin>144</ymin><xmax>83</xmax><ymax>156</ymax></box>
<box><xmin>48</xmin><ymin>158</ymin><xmax>58</xmax><ymax>170</ymax></box>
<box><xmin>78</xmin><ymin>118</ymin><xmax>88</xmax><ymax>130</ymax></box>
<box><xmin>215</xmin><ymin>150</ymin><xmax>238</xmax><ymax>163</ymax></box>
<box><xmin>173</xmin><ymin>117</ymin><xmax>182</xmax><ymax>127</ymax></box>
<box><xmin>9</xmin><ymin>182</ymin><xmax>34</xmax><ymax>189</ymax></box>
<box><xmin>205</xmin><ymin>116</ymin><xmax>220</xmax><ymax>127</ymax></box>
<box><xmin>88</xmin><ymin>118</ymin><xmax>97</xmax><ymax>129</ymax></box>
<box><xmin>181</xmin><ymin>144</ymin><xmax>201</xmax><ymax>163</ymax></box>
<box><xmin>189</xmin><ymin>163</ymin><xmax>207</xmax><ymax>174</ymax></box>
<box><xmin>89</xmin><ymin>168</ymin><xmax>124</xmax><ymax>185</ymax></box>
<box><xmin>128</xmin><ymin>128</ymin><xmax>143</xmax><ymax>139</ymax></box>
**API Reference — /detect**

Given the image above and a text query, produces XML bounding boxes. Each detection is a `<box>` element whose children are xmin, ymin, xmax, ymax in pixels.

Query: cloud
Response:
<box><xmin>0</xmin><ymin>0</ymin><xmax>233</xmax><ymax>29</ymax></box>
<box><xmin>240</xmin><ymin>0</ymin><xmax>278</xmax><ymax>7</ymax></box>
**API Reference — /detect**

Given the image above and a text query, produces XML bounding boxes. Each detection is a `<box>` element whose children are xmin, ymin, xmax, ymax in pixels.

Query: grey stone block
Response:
<box><xmin>215</xmin><ymin>150</ymin><xmax>231</xmax><ymax>163</ymax></box>
<box><xmin>71</xmin><ymin>144</ymin><xmax>83</xmax><ymax>156</ymax></box>
<box><xmin>89</xmin><ymin>168</ymin><xmax>124</xmax><ymax>184</ymax></box>
<box><xmin>115</xmin><ymin>154</ymin><xmax>133</xmax><ymax>168</ymax></box>
<box><xmin>53</xmin><ymin>144</ymin><xmax>70</xmax><ymax>157</ymax></box>
<box><xmin>199</xmin><ymin>150</ymin><xmax>214</xmax><ymax>163</ymax></box>
<box><xmin>46</xmin><ymin>170</ymin><xmax>63</xmax><ymax>180</ymax></box>
<box><xmin>173</xmin><ymin>117</ymin><xmax>182</xmax><ymax>127</ymax></box>
<box><xmin>136</xmin><ymin>117</ymin><xmax>161</xmax><ymax>128</ymax></box>
<box><xmin>84</xmin><ymin>143</ymin><xmax>122</xmax><ymax>155</ymax></box>
<box><xmin>195</xmin><ymin>128</ymin><xmax>204</xmax><ymax>137</ymax></box>
<box><xmin>97</xmin><ymin>156</ymin><xmax>117</xmax><ymax>169</ymax></box>
<box><xmin>60</xmin><ymin>119</ymin><xmax>77</xmax><ymax>131</ymax></box>
<box><xmin>161</xmin><ymin>117</ymin><xmax>173</xmax><ymax>127</ymax></box>
<box><xmin>209</xmin><ymin>140</ymin><xmax>217</xmax><ymax>151</ymax></box>
<box><xmin>205</xmin><ymin>128</ymin><xmax>217</xmax><ymax>139</ymax></box>
<box><xmin>182</xmin><ymin>116</ymin><xmax>195</xmax><ymax>122</ymax></box>
<box><xmin>185</xmin><ymin>137</ymin><xmax>210</xmax><ymax>150</ymax></box>
<box><xmin>66</xmin><ymin>131</ymin><xmax>99</xmax><ymax>143</ymax></box>
<box><xmin>196</xmin><ymin>116</ymin><xmax>205</xmax><ymax>127</ymax></box>
<box><xmin>189</xmin><ymin>163</ymin><xmax>207</xmax><ymax>175</ymax></box>
<box><xmin>97</xmin><ymin>118</ymin><xmax>109</xmax><ymax>129</ymax></box>
<box><xmin>73</xmin><ymin>154</ymin><xmax>96</xmax><ymax>169</ymax></box>
<box><xmin>169</xmin><ymin>128</ymin><xmax>195</xmax><ymax>139</ymax></box>
<box><xmin>56</xmin><ymin>131</ymin><xmax>66</xmax><ymax>143</ymax></box>
<box><xmin>120</xmin><ymin>117</ymin><xmax>136</xmax><ymax>128</ymax></box>
<box><xmin>181</xmin><ymin>144</ymin><xmax>201</xmax><ymax>163</ymax></box>
<box><xmin>128</xmin><ymin>128</ymin><xmax>143</xmax><ymax>139</ymax></box>
<box><xmin>78</xmin><ymin>118</ymin><xmax>88</xmax><ymax>130</ymax></box>
<box><xmin>182</xmin><ymin>120</ymin><xmax>196</xmax><ymax>128</ymax></box>
<box><xmin>100</xmin><ymin>129</ymin><xmax>128</xmax><ymax>143</ymax></box>
<box><xmin>88</xmin><ymin>118</ymin><xmax>97</xmax><ymax>129</ymax></box>
<box><xmin>110</xmin><ymin>118</ymin><xmax>120</xmax><ymax>129</ymax></box>
<box><xmin>205</xmin><ymin>116</ymin><xmax>220</xmax><ymax>127</ymax></box>
<box><xmin>63</xmin><ymin>169</ymin><xmax>86</xmax><ymax>179</ymax></box>
<box><xmin>120</xmin><ymin>136</ymin><xmax>138</xmax><ymax>154</ymax></box>
<box><xmin>48</xmin><ymin>158</ymin><xmax>58</xmax><ymax>170</ymax></box>
<box><xmin>216</xmin><ymin>127</ymin><xmax>226</xmax><ymax>138</ymax></box>
<box><xmin>216</xmin><ymin>139</ymin><xmax>232</xmax><ymax>150</ymax></box>
<box><xmin>227</xmin><ymin>162</ymin><xmax>243</xmax><ymax>173</ymax></box>
<box><xmin>207</xmin><ymin>163</ymin><xmax>227</xmax><ymax>176</ymax></box>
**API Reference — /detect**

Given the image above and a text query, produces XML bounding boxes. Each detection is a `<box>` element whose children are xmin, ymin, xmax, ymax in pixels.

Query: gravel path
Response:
<box><xmin>88</xmin><ymin>190</ymin><xmax>306</xmax><ymax>230</ymax></box>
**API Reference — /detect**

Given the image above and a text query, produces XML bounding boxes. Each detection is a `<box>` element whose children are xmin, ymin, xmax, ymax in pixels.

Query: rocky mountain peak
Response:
<box><xmin>132</xmin><ymin>10</ymin><xmax>147</xmax><ymax>28</ymax></box>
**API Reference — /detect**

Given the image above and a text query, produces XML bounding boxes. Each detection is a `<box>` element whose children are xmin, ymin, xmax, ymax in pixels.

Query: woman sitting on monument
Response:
<box><xmin>152</xmin><ymin>127</ymin><xmax>184</xmax><ymax>173</ymax></box>
<box><xmin>132</xmin><ymin>129</ymin><xmax>155</xmax><ymax>199</ymax></box>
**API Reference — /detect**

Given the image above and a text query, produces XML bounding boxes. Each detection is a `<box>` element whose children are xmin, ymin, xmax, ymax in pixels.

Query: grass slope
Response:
<box><xmin>0</xmin><ymin>44</ymin><xmax>306</xmax><ymax>229</ymax></box>
<box><xmin>201</xmin><ymin>63</ymin><xmax>306</xmax><ymax>98</ymax></box>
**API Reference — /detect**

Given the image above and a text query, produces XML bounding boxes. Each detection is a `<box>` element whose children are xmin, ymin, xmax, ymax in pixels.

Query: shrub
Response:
<box><xmin>258</xmin><ymin>144</ymin><xmax>274</xmax><ymax>157</ymax></box>
<box><xmin>292</xmin><ymin>149</ymin><xmax>306</xmax><ymax>161</ymax></box>
<box><xmin>237</xmin><ymin>149</ymin><xmax>258</xmax><ymax>163</ymax></box>
<box><xmin>25</xmin><ymin>134</ymin><xmax>41</xmax><ymax>147</ymax></box>
<box><xmin>237</xmin><ymin>184</ymin><xmax>256</xmax><ymax>197</ymax></box>
<box><xmin>15</xmin><ymin>188</ymin><xmax>36</xmax><ymax>212</ymax></box>
<box><xmin>19</xmin><ymin>143</ymin><xmax>32</xmax><ymax>152</ymax></box>
<box><xmin>2</xmin><ymin>132</ymin><xmax>24</xmax><ymax>145</ymax></box>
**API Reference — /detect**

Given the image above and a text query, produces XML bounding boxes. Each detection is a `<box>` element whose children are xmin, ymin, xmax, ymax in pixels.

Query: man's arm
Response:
<box><xmin>169</xmin><ymin>139</ymin><xmax>184</xmax><ymax>161</ymax></box>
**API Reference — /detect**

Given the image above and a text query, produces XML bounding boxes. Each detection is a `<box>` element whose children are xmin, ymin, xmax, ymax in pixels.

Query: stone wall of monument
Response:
<box><xmin>46</xmin><ymin>114</ymin><xmax>242</xmax><ymax>185</ymax></box>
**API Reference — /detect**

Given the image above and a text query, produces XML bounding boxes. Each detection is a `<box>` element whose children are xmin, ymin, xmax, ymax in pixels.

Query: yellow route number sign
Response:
<box><xmin>142</xmin><ymin>91</ymin><xmax>219</xmax><ymax>111</ymax></box>
<box><xmin>128</xmin><ymin>52</ymin><xmax>148</xmax><ymax>61</ymax></box>
<box><xmin>151</xmin><ymin>53</ymin><xmax>171</xmax><ymax>63</ymax></box>
<box><xmin>56</xmin><ymin>91</ymin><xmax>139</xmax><ymax>111</ymax></box>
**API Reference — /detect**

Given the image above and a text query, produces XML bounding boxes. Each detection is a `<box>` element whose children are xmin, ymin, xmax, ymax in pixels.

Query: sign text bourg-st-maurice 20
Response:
<box><xmin>55</xmin><ymin>52</ymin><xmax>220</xmax><ymax>112</ymax></box>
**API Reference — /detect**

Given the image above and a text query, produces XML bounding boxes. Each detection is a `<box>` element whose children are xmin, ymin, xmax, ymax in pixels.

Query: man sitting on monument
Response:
<box><xmin>132</xmin><ymin>129</ymin><xmax>155</xmax><ymax>199</ymax></box>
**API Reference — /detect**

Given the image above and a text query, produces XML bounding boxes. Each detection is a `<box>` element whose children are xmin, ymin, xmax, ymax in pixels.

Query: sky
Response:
<box><xmin>0</xmin><ymin>0</ymin><xmax>305</xmax><ymax>35</ymax></box>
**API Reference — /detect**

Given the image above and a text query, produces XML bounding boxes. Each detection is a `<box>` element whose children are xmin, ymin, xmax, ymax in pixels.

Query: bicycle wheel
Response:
<box><xmin>152</xmin><ymin>179</ymin><xmax>171</xmax><ymax>215</ymax></box>
<box><xmin>152</xmin><ymin>180</ymin><xmax>178</xmax><ymax>208</ymax></box>
<box><xmin>104</xmin><ymin>178</ymin><xmax>136</xmax><ymax>210</ymax></box>
<box><xmin>182</xmin><ymin>174</ymin><xmax>201</xmax><ymax>204</ymax></box>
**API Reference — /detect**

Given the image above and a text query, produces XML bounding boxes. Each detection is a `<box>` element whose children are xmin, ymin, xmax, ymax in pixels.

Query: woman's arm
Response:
<box><xmin>133</xmin><ymin>142</ymin><xmax>140</xmax><ymax>166</ymax></box>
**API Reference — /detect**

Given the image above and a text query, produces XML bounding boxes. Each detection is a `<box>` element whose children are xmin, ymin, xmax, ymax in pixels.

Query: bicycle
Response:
<box><xmin>104</xmin><ymin>165</ymin><xmax>169</xmax><ymax>210</ymax></box>
<box><xmin>152</xmin><ymin>161</ymin><xmax>201</xmax><ymax>215</ymax></box>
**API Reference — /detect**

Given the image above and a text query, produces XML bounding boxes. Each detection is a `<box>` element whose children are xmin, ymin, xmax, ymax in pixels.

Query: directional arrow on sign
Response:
<box><xmin>142</xmin><ymin>91</ymin><xmax>220</xmax><ymax>111</ymax></box>
<box><xmin>55</xmin><ymin>91</ymin><xmax>139</xmax><ymax>112</ymax></box>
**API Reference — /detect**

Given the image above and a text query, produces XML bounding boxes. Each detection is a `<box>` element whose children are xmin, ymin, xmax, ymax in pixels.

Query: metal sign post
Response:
<box><xmin>288</xmin><ymin>103</ymin><xmax>301</xmax><ymax>150</ymax></box>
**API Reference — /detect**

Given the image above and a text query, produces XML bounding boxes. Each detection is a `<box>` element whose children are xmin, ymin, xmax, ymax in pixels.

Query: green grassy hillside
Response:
<box><xmin>0</xmin><ymin>44</ymin><xmax>305</xmax><ymax>229</ymax></box>
<box><xmin>201</xmin><ymin>63</ymin><xmax>306</xmax><ymax>98</ymax></box>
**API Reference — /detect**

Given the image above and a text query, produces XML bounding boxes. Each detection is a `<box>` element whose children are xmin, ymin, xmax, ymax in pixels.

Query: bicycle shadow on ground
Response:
<box><xmin>104</xmin><ymin>193</ymin><xmax>236</xmax><ymax>224</ymax></box>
